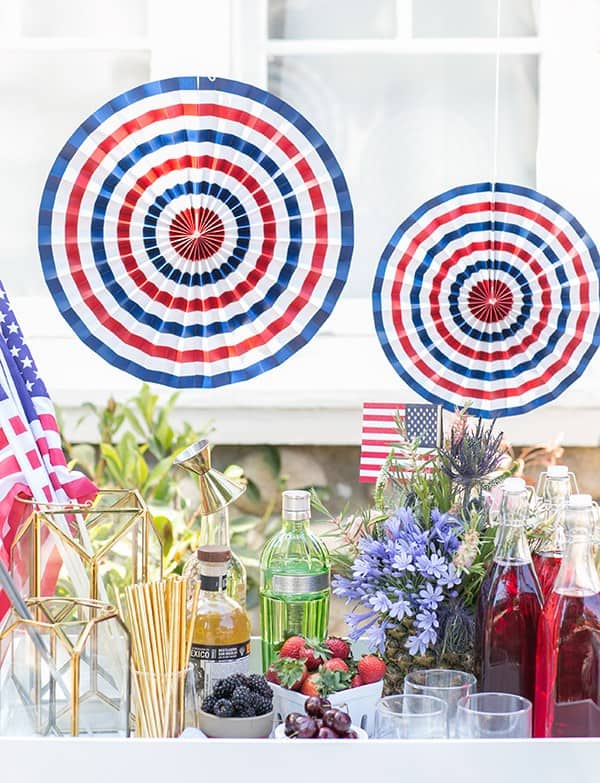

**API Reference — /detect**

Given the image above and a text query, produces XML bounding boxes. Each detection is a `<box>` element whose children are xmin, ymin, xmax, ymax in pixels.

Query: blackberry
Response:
<box><xmin>201</xmin><ymin>694</ymin><xmax>218</xmax><ymax>714</ymax></box>
<box><xmin>213</xmin><ymin>698</ymin><xmax>235</xmax><ymax>718</ymax></box>
<box><xmin>213</xmin><ymin>673</ymin><xmax>248</xmax><ymax>699</ymax></box>
<box><xmin>247</xmin><ymin>674</ymin><xmax>272</xmax><ymax>698</ymax></box>
<box><xmin>231</xmin><ymin>686</ymin><xmax>254</xmax><ymax>714</ymax></box>
<box><xmin>254</xmin><ymin>695</ymin><xmax>273</xmax><ymax>716</ymax></box>
<box><xmin>237</xmin><ymin>705</ymin><xmax>256</xmax><ymax>718</ymax></box>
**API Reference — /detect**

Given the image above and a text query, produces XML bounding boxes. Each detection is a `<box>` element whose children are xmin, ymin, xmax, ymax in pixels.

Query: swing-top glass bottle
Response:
<box><xmin>533</xmin><ymin>465</ymin><xmax>578</xmax><ymax>602</ymax></box>
<box><xmin>535</xmin><ymin>494</ymin><xmax>600</xmax><ymax>737</ymax></box>
<box><xmin>476</xmin><ymin>477</ymin><xmax>543</xmax><ymax>703</ymax></box>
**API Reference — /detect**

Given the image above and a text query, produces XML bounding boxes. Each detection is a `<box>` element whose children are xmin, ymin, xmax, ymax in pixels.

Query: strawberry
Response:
<box><xmin>300</xmin><ymin>644</ymin><xmax>324</xmax><ymax>671</ymax></box>
<box><xmin>300</xmin><ymin>673</ymin><xmax>320</xmax><ymax>697</ymax></box>
<box><xmin>350</xmin><ymin>674</ymin><xmax>363</xmax><ymax>688</ymax></box>
<box><xmin>279</xmin><ymin>635</ymin><xmax>307</xmax><ymax>659</ymax></box>
<box><xmin>272</xmin><ymin>657</ymin><xmax>308</xmax><ymax>691</ymax></box>
<box><xmin>322</xmin><ymin>657</ymin><xmax>349</xmax><ymax>673</ymax></box>
<box><xmin>325</xmin><ymin>637</ymin><xmax>351</xmax><ymax>661</ymax></box>
<box><xmin>357</xmin><ymin>655</ymin><xmax>386</xmax><ymax>684</ymax></box>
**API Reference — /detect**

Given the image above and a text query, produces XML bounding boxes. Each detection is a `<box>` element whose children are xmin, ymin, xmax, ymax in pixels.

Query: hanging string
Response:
<box><xmin>490</xmin><ymin>0</ymin><xmax>502</xmax><ymax>278</ymax></box>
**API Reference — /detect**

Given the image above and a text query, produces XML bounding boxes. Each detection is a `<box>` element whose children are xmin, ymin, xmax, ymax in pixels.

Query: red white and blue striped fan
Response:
<box><xmin>373</xmin><ymin>182</ymin><xmax>600</xmax><ymax>418</ymax></box>
<box><xmin>38</xmin><ymin>76</ymin><xmax>353</xmax><ymax>388</ymax></box>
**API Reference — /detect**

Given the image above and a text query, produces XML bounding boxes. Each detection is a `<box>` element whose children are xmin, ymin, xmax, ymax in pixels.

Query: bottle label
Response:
<box><xmin>189</xmin><ymin>641</ymin><xmax>250</xmax><ymax>700</ymax></box>
<box><xmin>199</xmin><ymin>574</ymin><xmax>227</xmax><ymax>591</ymax></box>
<box><xmin>271</xmin><ymin>571</ymin><xmax>330</xmax><ymax>594</ymax></box>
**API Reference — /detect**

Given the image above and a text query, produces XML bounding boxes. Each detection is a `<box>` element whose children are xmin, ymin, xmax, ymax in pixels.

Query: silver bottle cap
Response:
<box><xmin>282</xmin><ymin>489</ymin><xmax>311</xmax><ymax>521</ymax></box>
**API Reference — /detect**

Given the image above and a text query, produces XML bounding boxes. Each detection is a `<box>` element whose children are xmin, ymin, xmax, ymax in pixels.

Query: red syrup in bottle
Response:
<box><xmin>476</xmin><ymin>477</ymin><xmax>543</xmax><ymax>705</ymax></box>
<box><xmin>535</xmin><ymin>592</ymin><xmax>600</xmax><ymax>737</ymax></box>
<box><xmin>478</xmin><ymin>560</ymin><xmax>543</xmax><ymax>700</ymax></box>
<box><xmin>534</xmin><ymin>494</ymin><xmax>600</xmax><ymax>738</ymax></box>
<box><xmin>532</xmin><ymin>552</ymin><xmax>562</xmax><ymax>604</ymax></box>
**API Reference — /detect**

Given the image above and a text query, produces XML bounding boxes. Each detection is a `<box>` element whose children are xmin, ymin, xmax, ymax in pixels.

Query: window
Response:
<box><xmin>2</xmin><ymin>0</ymin><xmax>599</xmax><ymax>445</ymax></box>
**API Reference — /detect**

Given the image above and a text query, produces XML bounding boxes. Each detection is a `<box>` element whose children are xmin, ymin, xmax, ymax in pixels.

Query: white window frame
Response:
<box><xmin>5</xmin><ymin>0</ymin><xmax>600</xmax><ymax>447</ymax></box>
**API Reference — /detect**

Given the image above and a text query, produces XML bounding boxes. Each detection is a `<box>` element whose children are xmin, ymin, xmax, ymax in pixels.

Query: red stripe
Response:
<box><xmin>391</xmin><ymin>200</ymin><xmax>591</xmax><ymax>401</ymax></box>
<box><xmin>9</xmin><ymin>416</ymin><xmax>25</xmax><ymax>436</ymax></box>
<box><xmin>362</xmin><ymin>402</ymin><xmax>406</xmax><ymax>411</ymax></box>
<box><xmin>0</xmin><ymin>454</ymin><xmax>20</xmax><ymax>475</ymax></box>
<box><xmin>426</xmin><ymin>238</ymin><xmax>552</xmax><ymax>363</ymax></box>
<box><xmin>38</xmin><ymin>414</ymin><xmax>60</xmax><ymax>433</ymax></box>
<box><xmin>362</xmin><ymin>414</ymin><xmax>400</xmax><ymax>422</ymax></box>
<box><xmin>61</xmin><ymin>102</ymin><xmax>330</xmax><ymax>365</ymax></box>
<box><xmin>361</xmin><ymin>426</ymin><xmax>399</xmax><ymax>435</ymax></box>
<box><xmin>114</xmin><ymin>155</ymin><xmax>277</xmax><ymax>312</ymax></box>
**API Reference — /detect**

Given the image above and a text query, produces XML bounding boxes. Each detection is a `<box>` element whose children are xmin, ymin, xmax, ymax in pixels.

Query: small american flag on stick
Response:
<box><xmin>359</xmin><ymin>402</ymin><xmax>442</xmax><ymax>483</ymax></box>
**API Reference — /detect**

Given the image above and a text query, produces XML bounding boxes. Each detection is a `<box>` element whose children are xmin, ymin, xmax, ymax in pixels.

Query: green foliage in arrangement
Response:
<box><xmin>58</xmin><ymin>385</ymin><xmax>299</xmax><ymax>607</ymax></box>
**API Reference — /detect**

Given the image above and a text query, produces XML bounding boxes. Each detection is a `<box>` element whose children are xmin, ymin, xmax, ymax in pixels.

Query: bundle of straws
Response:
<box><xmin>124</xmin><ymin>577</ymin><xmax>200</xmax><ymax>737</ymax></box>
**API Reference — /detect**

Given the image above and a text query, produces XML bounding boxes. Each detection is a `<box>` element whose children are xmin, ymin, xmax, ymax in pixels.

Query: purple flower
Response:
<box><xmin>415</xmin><ymin>552</ymin><xmax>448</xmax><ymax>579</ymax></box>
<box><xmin>333</xmin><ymin>505</ymin><xmax>465</xmax><ymax>659</ymax></box>
<box><xmin>389</xmin><ymin>594</ymin><xmax>412</xmax><ymax>620</ymax></box>
<box><xmin>366</xmin><ymin>623</ymin><xmax>387</xmax><ymax>654</ymax></box>
<box><xmin>392</xmin><ymin>549</ymin><xmax>414</xmax><ymax>572</ymax></box>
<box><xmin>418</xmin><ymin>583</ymin><xmax>444</xmax><ymax>610</ymax></box>
<box><xmin>416</xmin><ymin>609</ymin><xmax>438</xmax><ymax>632</ymax></box>
<box><xmin>369</xmin><ymin>591</ymin><xmax>392</xmax><ymax>613</ymax></box>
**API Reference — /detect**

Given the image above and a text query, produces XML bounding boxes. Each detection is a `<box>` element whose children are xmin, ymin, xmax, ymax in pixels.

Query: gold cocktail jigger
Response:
<box><xmin>174</xmin><ymin>440</ymin><xmax>245</xmax><ymax>515</ymax></box>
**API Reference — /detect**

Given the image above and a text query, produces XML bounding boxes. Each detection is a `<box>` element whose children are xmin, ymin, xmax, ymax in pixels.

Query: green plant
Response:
<box><xmin>59</xmin><ymin>387</ymin><xmax>316</xmax><ymax>608</ymax></box>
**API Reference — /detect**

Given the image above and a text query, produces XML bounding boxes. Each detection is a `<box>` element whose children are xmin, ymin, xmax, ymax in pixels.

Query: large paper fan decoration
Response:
<box><xmin>373</xmin><ymin>181</ymin><xmax>600</xmax><ymax>418</ymax></box>
<box><xmin>38</xmin><ymin>76</ymin><xmax>353</xmax><ymax>388</ymax></box>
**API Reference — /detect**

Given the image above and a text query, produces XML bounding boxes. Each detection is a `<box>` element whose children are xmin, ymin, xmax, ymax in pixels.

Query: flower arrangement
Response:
<box><xmin>319</xmin><ymin>407</ymin><xmax>530</xmax><ymax>693</ymax></box>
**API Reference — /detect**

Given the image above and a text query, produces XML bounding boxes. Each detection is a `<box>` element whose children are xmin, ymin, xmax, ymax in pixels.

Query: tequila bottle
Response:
<box><xmin>183</xmin><ymin>506</ymin><xmax>247</xmax><ymax>608</ymax></box>
<box><xmin>259</xmin><ymin>490</ymin><xmax>330</xmax><ymax>669</ymax></box>
<box><xmin>476</xmin><ymin>477</ymin><xmax>543</xmax><ymax>704</ymax></box>
<box><xmin>188</xmin><ymin>545</ymin><xmax>251</xmax><ymax>702</ymax></box>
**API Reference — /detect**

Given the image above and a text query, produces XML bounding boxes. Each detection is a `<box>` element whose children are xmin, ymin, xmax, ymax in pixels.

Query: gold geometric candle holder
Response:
<box><xmin>10</xmin><ymin>489</ymin><xmax>162</xmax><ymax>606</ymax></box>
<box><xmin>0</xmin><ymin>597</ymin><xmax>130</xmax><ymax>736</ymax></box>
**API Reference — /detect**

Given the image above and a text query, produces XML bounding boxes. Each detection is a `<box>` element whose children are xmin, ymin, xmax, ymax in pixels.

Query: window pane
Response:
<box><xmin>269</xmin><ymin>0</ymin><xmax>397</xmax><ymax>39</ymax></box>
<box><xmin>20</xmin><ymin>0</ymin><xmax>148</xmax><ymax>37</ymax></box>
<box><xmin>0</xmin><ymin>50</ymin><xmax>150</xmax><ymax>296</ymax></box>
<box><xmin>269</xmin><ymin>54</ymin><xmax>538</xmax><ymax>298</ymax></box>
<box><xmin>413</xmin><ymin>0</ymin><xmax>538</xmax><ymax>37</ymax></box>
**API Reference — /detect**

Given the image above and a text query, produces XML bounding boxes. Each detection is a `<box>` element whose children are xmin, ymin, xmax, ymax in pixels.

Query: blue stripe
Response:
<box><xmin>38</xmin><ymin>75</ymin><xmax>354</xmax><ymax>388</ymax></box>
<box><xmin>142</xmin><ymin>181</ymin><xmax>250</xmax><ymax>287</ymax></box>
<box><xmin>372</xmin><ymin>181</ymin><xmax>600</xmax><ymax>418</ymax></box>
<box><xmin>448</xmin><ymin>260</ymin><xmax>532</xmax><ymax>343</ymax></box>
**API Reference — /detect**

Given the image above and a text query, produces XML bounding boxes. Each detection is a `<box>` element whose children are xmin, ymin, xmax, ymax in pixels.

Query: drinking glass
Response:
<box><xmin>132</xmin><ymin>666</ymin><xmax>198</xmax><ymax>738</ymax></box>
<box><xmin>374</xmin><ymin>694</ymin><xmax>448</xmax><ymax>738</ymax></box>
<box><xmin>456</xmin><ymin>692</ymin><xmax>532</xmax><ymax>738</ymax></box>
<box><xmin>404</xmin><ymin>669</ymin><xmax>477</xmax><ymax>737</ymax></box>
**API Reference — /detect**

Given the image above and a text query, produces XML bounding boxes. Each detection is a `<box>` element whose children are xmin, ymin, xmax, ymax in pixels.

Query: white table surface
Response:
<box><xmin>1</xmin><ymin>735</ymin><xmax>599</xmax><ymax>783</ymax></box>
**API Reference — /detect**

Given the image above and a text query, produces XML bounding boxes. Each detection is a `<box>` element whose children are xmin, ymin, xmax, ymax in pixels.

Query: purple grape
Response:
<box><xmin>304</xmin><ymin>696</ymin><xmax>323</xmax><ymax>717</ymax></box>
<box><xmin>344</xmin><ymin>729</ymin><xmax>359</xmax><ymax>739</ymax></box>
<box><xmin>322</xmin><ymin>709</ymin><xmax>337</xmax><ymax>729</ymax></box>
<box><xmin>318</xmin><ymin>727</ymin><xmax>338</xmax><ymax>739</ymax></box>
<box><xmin>295</xmin><ymin>715</ymin><xmax>318</xmax><ymax>738</ymax></box>
<box><xmin>331</xmin><ymin>710</ymin><xmax>352</xmax><ymax>734</ymax></box>
<box><xmin>284</xmin><ymin>712</ymin><xmax>302</xmax><ymax>736</ymax></box>
<box><xmin>320</xmin><ymin>698</ymin><xmax>332</xmax><ymax>712</ymax></box>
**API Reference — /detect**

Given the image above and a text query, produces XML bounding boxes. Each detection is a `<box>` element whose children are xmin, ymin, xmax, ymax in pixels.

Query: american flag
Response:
<box><xmin>0</xmin><ymin>281</ymin><xmax>96</xmax><ymax>619</ymax></box>
<box><xmin>359</xmin><ymin>402</ymin><xmax>442</xmax><ymax>483</ymax></box>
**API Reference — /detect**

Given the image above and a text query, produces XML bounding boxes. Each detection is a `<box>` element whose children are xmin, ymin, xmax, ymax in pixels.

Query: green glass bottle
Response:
<box><xmin>259</xmin><ymin>490</ymin><xmax>330</xmax><ymax>670</ymax></box>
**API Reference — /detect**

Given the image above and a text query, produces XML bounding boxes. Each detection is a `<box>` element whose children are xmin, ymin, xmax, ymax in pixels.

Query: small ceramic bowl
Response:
<box><xmin>197</xmin><ymin>709</ymin><xmax>274</xmax><ymax>739</ymax></box>
<box><xmin>274</xmin><ymin>722</ymin><xmax>368</xmax><ymax>740</ymax></box>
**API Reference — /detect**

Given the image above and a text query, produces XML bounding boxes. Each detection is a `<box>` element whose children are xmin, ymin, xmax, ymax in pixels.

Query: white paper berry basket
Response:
<box><xmin>269</xmin><ymin>680</ymin><xmax>383</xmax><ymax>736</ymax></box>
